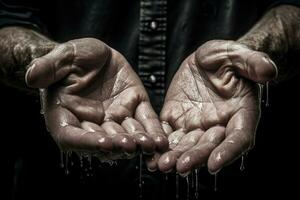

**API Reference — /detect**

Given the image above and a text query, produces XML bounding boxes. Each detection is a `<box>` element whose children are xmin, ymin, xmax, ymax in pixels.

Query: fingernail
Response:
<box><xmin>179</xmin><ymin>171</ymin><xmax>191</xmax><ymax>177</ymax></box>
<box><xmin>268</xmin><ymin>58</ymin><xmax>278</xmax><ymax>79</ymax></box>
<box><xmin>164</xmin><ymin>168</ymin><xmax>173</xmax><ymax>173</ymax></box>
<box><xmin>163</xmin><ymin>156</ymin><xmax>171</xmax><ymax>164</ymax></box>
<box><xmin>25</xmin><ymin>64</ymin><xmax>35</xmax><ymax>86</ymax></box>
<box><xmin>147</xmin><ymin>167</ymin><xmax>157</xmax><ymax>172</ymax></box>
<box><xmin>208</xmin><ymin>168</ymin><xmax>221</xmax><ymax>175</ymax></box>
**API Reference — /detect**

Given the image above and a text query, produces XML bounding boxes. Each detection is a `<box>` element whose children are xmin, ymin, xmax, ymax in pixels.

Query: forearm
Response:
<box><xmin>0</xmin><ymin>26</ymin><xmax>56</xmax><ymax>90</ymax></box>
<box><xmin>238</xmin><ymin>5</ymin><xmax>300</xmax><ymax>81</ymax></box>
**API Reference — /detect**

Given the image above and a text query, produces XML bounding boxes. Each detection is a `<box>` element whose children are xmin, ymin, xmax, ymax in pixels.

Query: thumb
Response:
<box><xmin>234</xmin><ymin>50</ymin><xmax>278</xmax><ymax>83</ymax></box>
<box><xmin>25</xmin><ymin>43</ymin><xmax>74</xmax><ymax>88</ymax></box>
<box><xmin>195</xmin><ymin>40</ymin><xmax>278</xmax><ymax>84</ymax></box>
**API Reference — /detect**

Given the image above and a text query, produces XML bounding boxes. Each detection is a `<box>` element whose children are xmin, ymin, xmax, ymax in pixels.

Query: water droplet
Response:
<box><xmin>79</xmin><ymin>153</ymin><xmax>84</xmax><ymax>168</ymax></box>
<box><xmin>56</xmin><ymin>99</ymin><xmax>61</xmax><ymax>105</ymax></box>
<box><xmin>195</xmin><ymin>169</ymin><xmax>199</xmax><ymax>199</ymax></box>
<box><xmin>121</xmin><ymin>137</ymin><xmax>128</xmax><ymax>143</ymax></box>
<box><xmin>182</xmin><ymin>156</ymin><xmax>191</xmax><ymax>164</ymax></box>
<box><xmin>214</xmin><ymin>173</ymin><xmax>218</xmax><ymax>192</ymax></box>
<box><xmin>39</xmin><ymin>89</ymin><xmax>46</xmax><ymax>115</ymax></box>
<box><xmin>139</xmin><ymin>154</ymin><xmax>143</xmax><ymax>199</ymax></box>
<box><xmin>88</xmin><ymin>154</ymin><xmax>92</xmax><ymax>170</ymax></box>
<box><xmin>60</xmin><ymin>151</ymin><xmax>64</xmax><ymax>168</ymax></box>
<box><xmin>240</xmin><ymin>155</ymin><xmax>245</xmax><ymax>171</ymax></box>
<box><xmin>164</xmin><ymin>156</ymin><xmax>170</xmax><ymax>164</ymax></box>
<box><xmin>65</xmin><ymin>151</ymin><xmax>70</xmax><ymax>175</ymax></box>
<box><xmin>98</xmin><ymin>137</ymin><xmax>106</xmax><ymax>143</ymax></box>
<box><xmin>176</xmin><ymin>174</ymin><xmax>180</xmax><ymax>200</ymax></box>
<box><xmin>60</xmin><ymin>121</ymin><xmax>68</xmax><ymax>127</ymax></box>
<box><xmin>186</xmin><ymin>176</ymin><xmax>190</xmax><ymax>200</ymax></box>
<box><xmin>191</xmin><ymin>171</ymin><xmax>194</xmax><ymax>188</ymax></box>
<box><xmin>140</xmin><ymin>136</ymin><xmax>147</xmax><ymax>141</ymax></box>
<box><xmin>265</xmin><ymin>81</ymin><xmax>270</xmax><ymax>107</ymax></box>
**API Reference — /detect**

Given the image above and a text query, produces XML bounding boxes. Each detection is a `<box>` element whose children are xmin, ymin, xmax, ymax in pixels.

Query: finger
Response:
<box><xmin>104</xmin><ymin>86</ymin><xmax>143</xmax><ymax>123</ymax></box>
<box><xmin>25</xmin><ymin>43</ymin><xmax>74</xmax><ymax>88</ymax></box>
<box><xmin>158</xmin><ymin>129</ymin><xmax>204</xmax><ymax>173</ymax></box>
<box><xmin>146</xmin><ymin>126</ymin><xmax>179</xmax><ymax>171</ymax></box>
<box><xmin>161</xmin><ymin>121</ymin><xmax>173</xmax><ymax>135</ymax></box>
<box><xmin>46</xmin><ymin>107</ymin><xmax>113</xmax><ymax>152</ymax></box>
<box><xmin>58</xmin><ymin>94</ymin><xmax>104</xmax><ymax>124</ymax></box>
<box><xmin>195</xmin><ymin>40</ymin><xmax>277</xmax><ymax>83</ymax></box>
<box><xmin>144</xmin><ymin>121</ymin><xmax>171</xmax><ymax>172</ymax></box>
<box><xmin>237</xmin><ymin>50</ymin><xmax>278</xmax><ymax>83</ymax></box>
<box><xmin>176</xmin><ymin>126</ymin><xmax>226</xmax><ymax>174</ymax></box>
<box><xmin>167</xmin><ymin>129</ymin><xmax>186</xmax><ymax>149</ymax></box>
<box><xmin>121</xmin><ymin>117</ymin><xmax>155</xmax><ymax>154</ymax></box>
<box><xmin>101</xmin><ymin>121</ymin><xmax>136</xmax><ymax>154</ymax></box>
<box><xmin>135</xmin><ymin>101</ymin><xmax>169</xmax><ymax>152</ymax></box>
<box><xmin>208</xmin><ymin>110</ymin><xmax>258</xmax><ymax>174</ymax></box>
<box><xmin>81</xmin><ymin>120</ymin><xmax>105</xmax><ymax>132</ymax></box>
<box><xmin>25</xmin><ymin>39</ymin><xmax>111</xmax><ymax>88</ymax></box>
<box><xmin>145</xmin><ymin>153</ymin><xmax>161</xmax><ymax>172</ymax></box>
<box><xmin>45</xmin><ymin>106</ymin><xmax>113</xmax><ymax>152</ymax></box>
<box><xmin>58</xmin><ymin>125</ymin><xmax>113</xmax><ymax>152</ymax></box>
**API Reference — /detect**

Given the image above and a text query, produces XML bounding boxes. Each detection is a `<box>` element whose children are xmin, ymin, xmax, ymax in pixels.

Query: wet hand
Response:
<box><xmin>25</xmin><ymin>38</ymin><xmax>168</xmax><ymax>159</ymax></box>
<box><xmin>156</xmin><ymin>40</ymin><xmax>277</xmax><ymax>174</ymax></box>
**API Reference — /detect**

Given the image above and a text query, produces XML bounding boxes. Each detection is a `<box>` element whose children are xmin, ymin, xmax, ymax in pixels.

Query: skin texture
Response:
<box><xmin>154</xmin><ymin>40</ymin><xmax>276</xmax><ymax>174</ymax></box>
<box><xmin>25</xmin><ymin>38</ymin><xmax>168</xmax><ymax>159</ymax></box>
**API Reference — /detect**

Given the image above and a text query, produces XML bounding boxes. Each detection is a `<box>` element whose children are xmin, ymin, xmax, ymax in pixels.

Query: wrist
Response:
<box><xmin>13</xmin><ymin>40</ymin><xmax>57</xmax><ymax>69</ymax></box>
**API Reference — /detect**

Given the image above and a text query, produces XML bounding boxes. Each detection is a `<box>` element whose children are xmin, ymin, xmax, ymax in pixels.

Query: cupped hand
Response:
<box><xmin>25</xmin><ymin>38</ymin><xmax>168</xmax><ymax>159</ymax></box>
<box><xmin>156</xmin><ymin>40</ymin><xmax>277</xmax><ymax>174</ymax></box>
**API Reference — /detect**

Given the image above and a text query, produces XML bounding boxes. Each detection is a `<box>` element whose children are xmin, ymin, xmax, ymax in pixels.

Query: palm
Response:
<box><xmin>27</xmin><ymin>38</ymin><xmax>168</xmax><ymax>159</ymax></box>
<box><xmin>158</xmin><ymin>41</ymin><xmax>267</xmax><ymax>174</ymax></box>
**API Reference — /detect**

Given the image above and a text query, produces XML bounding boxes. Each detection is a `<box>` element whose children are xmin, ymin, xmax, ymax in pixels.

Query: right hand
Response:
<box><xmin>25</xmin><ymin>38</ymin><xmax>168</xmax><ymax>159</ymax></box>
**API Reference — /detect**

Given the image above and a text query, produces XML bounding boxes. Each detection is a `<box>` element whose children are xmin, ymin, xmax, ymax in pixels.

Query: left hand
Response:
<box><xmin>155</xmin><ymin>40</ymin><xmax>277</xmax><ymax>174</ymax></box>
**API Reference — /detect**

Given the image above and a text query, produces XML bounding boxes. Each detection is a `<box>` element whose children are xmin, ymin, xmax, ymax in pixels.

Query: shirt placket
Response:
<box><xmin>139</xmin><ymin>0</ymin><xmax>167</xmax><ymax>109</ymax></box>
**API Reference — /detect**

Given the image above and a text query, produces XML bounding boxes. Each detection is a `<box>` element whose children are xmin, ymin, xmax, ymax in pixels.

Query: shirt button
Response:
<box><xmin>150</xmin><ymin>21</ymin><xmax>158</xmax><ymax>30</ymax></box>
<box><xmin>149</xmin><ymin>74</ymin><xmax>156</xmax><ymax>83</ymax></box>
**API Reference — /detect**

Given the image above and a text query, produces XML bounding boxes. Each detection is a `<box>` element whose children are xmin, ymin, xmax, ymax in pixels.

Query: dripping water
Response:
<box><xmin>79</xmin><ymin>153</ymin><xmax>84</xmax><ymax>168</ymax></box>
<box><xmin>65</xmin><ymin>151</ymin><xmax>70</xmax><ymax>175</ymax></box>
<box><xmin>195</xmin><ymin>169</ymin><xmax>199</xmax><ymax>199</ymax></box>
<box><xmin>191</xmin><ymin>171</ymin><xmax>194</xmax><ymax>188</ymax></box>
<box><xmin>214</xmin><ymin>173</ymin><xmax>218</xmax><ymax>192</ymax></box>
<box><xmin>186</xmin><ymin>176</ymin><xmax>190</xmax><ymax>200</ymax></box>
<box><xmin>60</xmin><ymin>151</ymin><xmax>64</xmax><ymax>168</ymax></box>
<box><xmin>139</xmin><ymin>154</ymin><xmax>143</xmax><ymax>199</ymax></box>
<box><xmin>39</xmin><ymin>89</ymin><xmax>46</xmax><ymax>115</ymax></box>
<box><xmin>88</xmin><ymin>153</ymin><xmax>92</xmax><ymax>170</ymax></box>
<box><xmin>56</xmin><ymin>99</ymin><xmax>61</xmax><ymax>105</ymax></box>
<box><xmin>60</xmin><ymin>121</ymin><xmax>68</xmax><ymax>127</ymax></box>
<box><xmin>176</xmin><ymin>174</ymin><xmax>179</xmax><ymax>200</ymax></box>
<box><xmin>240</xmin><ymin>155</ymin><xmax>245</xmax><ymax>171</ymax></box>
<box><xmin>265</xmin><ymin>82</ymin><xmax>270</xmax><ymax>107</ymax></box>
